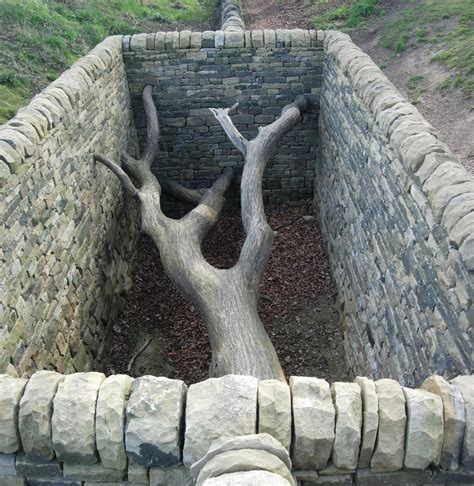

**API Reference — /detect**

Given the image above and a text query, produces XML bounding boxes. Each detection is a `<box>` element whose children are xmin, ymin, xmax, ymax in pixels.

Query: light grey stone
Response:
<box><xmin>191</xmin><ymin>433</ymin><xmax>291</xmax><ymax>479</ymax></box>
<box><xmin>150</xmin><ymin>465</ymin><xmax>193</xmax><ymax>486</ymax></box>
<box><xmin>0</xmin><ymin>477</ymin><xmax>25</xmax><ymax>486</ymax></box>
<box><xmin>196</xmin><ymin>449</ymin><xmax>294</xmax><ymax>486</ymax></box>
<box><xmin>0</xmin><ymin>453</ymin><xmax>16</xmax><ymax>476</ymax></box>
<box><xmin>128</xmin><ymin>461</ymin><xmax>148</xmax><ymax>483</ymax></box>
<box><xmin>63</xmin><ymin>461</ymin><xmax>125</xmax><ymax>481</ymax></box>
<box><xmin>190</xmin><ymin>32</ymin><xmax>202</xmax><ymax>48</ymax></box>
<box><xmin>125</xmin><ymin>375</ymin><xmax>186</xmax><ymax>468</ymax></box>
<box><xmin>422</xmin><ymin>375</ymin><xmax>466</xmax><ymax>470</ymax></box>
<box><xmin>203</xmin><ymin>470</ymin><xmax>291</xmax><ymax>485</ymax></box>
<box><xmin>251</xmin><ymin>30</ymin><xmax>264</xmax><ymax>48</ymax></box>
<box><xmin>130</xmin><ymin>34</ymin><xmax>147</xmax><ymax>51</ymax></box>
<box><xmin>179</xmin><ymin>30</ymin><xmax>191</xmax><ymax>49</ymax></box>
<box><xmin>224</xmin><ymin>31</ymin><xmax>244</xmax><ymax>48</ymax></box>
<box><xmin>183</xmin><ymin>375</ymin><xmax>258</xmax><ymax>468</ymax></box>
<box><xmin>290</xmin><ymin>376</ymin><xmax>335</xmax><ymax>469</ymax></box>
<box><xmin>370</xmin><ymin>379</ymin><xmax>406</xmax><ymax>472</ymax></box>
<box><xmin>52</xmin><ymin>372</ymin><xmax>105</xmax><ymax>464</ymax></box>
<box><xmin>460</xmin><ymin>234</ymin><xmax>474</xmax><ymax>271</ymax></box>
<box><xmin>15</xmin><ymin>451</ymin><xmax>62</xmax><ymax>478</ymax></box>
<box><xmin>0</xmin><ymin>375</ymin><xmax>28</xmax><ymax>453</ymax></box>
<box><xmin>19</xmin><ymin>370</ymin><xmax>64</xmax><ymax>460</ymax></box>
<box><xmin>354</xmin><ymin>376</ymin><xmax>378</xmax><ymax>468</ymax></box>
<box><xmin>96</xmin><ymin>374</ymin><xmax>133</xmax><ymax>470</ymax></box>
<box><xmin>452</xmin><ymin>375</ymin><xmax>474</xmax><ymax>466</ymax></box>
<box><xmin>258</xmin><ymin>380</ymin><xmax>291</xmax><ymax>451</ymax></box>
<box><xmin>403</xmin><ymin>387</ymin><xmax>443</xmax><ymax>469</ymax></box>
<box><xmin>331</xmin><ymin>382</ymin><xmax>362</xmax><ymax>469</ymax></box>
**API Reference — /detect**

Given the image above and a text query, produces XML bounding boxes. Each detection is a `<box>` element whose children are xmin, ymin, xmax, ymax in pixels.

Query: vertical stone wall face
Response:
<box><xmin>0</xmin><ymin>36</ymin><xmax>139</xmax><ymax>377</ymax></box>
<box><xmin>123</xmin><ymin>30</ymin><xmax>322</xmax><ymax>210</ymax></box>
<box><xmin>316</xmin><ymin>31</ymin><xmax>473</xmax><ymax>386</ymax></box>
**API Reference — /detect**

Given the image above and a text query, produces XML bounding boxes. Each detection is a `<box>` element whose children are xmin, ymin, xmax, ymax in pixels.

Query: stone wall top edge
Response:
<box><xmin>0</xmin><ymin>35</ymin><xmax>123</xmax><ymax>179</ymax></box>
<box><xmin>322</xmin><ymin>30</ymin><xmax>474</xmax><ymax>271</ymax></box>
<box><xmin>123</xmin><ymin>29</ymin><xmax>325</xmax><ymax>52</ymax></box>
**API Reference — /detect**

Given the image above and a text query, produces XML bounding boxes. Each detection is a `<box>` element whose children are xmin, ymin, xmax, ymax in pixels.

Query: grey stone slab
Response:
<box><xmin>15</xmin><ymin>452</ymin><xmax>62</xmax><ymax>478</ymax></box>
<box><xmin>0</xmin><ymin>453</ymin><xmax>16</xmax><ymax>476</ymax></box>
<box><xmin>452</xmin><ymin>375</ymin><xmax>474</xmax><ymax>467</ymax></box>
<box><xmin>19</xmin><ymin>371</ymin><xmax>64</xmax><ymax>460</ymax></box>
<box><xmin>150</xmin><ymin>465</ymin><xmax>193</xmax><ymax>486</ymax></box>
<box><xmin>63</xmin><ymin>461</ymin><xmax>125</xmax><ymax>481</ymax></box>
<box><xmin>125</xmin><ymin>376</ymin><xmax>186</xmax><ymax>468</ymax></box>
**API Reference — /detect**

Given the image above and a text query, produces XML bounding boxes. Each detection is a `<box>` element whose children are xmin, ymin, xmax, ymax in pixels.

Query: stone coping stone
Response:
<box><xmin>370</xmin><ymin>379</ymin><xmax>406</xmax><ymax>472</ymax></box>
<box><xmin>204</xmin><ymin>470</ymin><xmax>291</xmax><ymax>485</ymax></box>
<box><xmin>258</xmin><ymin>380</ymin><xmax>292</xmax><ymax>451</ymax></box>
<box><xmin>421</xmin><ymin>375</ymin><xmax>466</xmax><ymax>470</ymax></box>
<box><xmin>190</xmin><ymin>433</ymin><xmax>291</xmax><ymax>479</ymax></box>
<box><xmin>19</xmin><ymin>370</ymin><xmax>64</xmax><ymax>460</ymax></box>
<box><xmin>290</xmin><ymin>377</ymin><xmax>335</xmax><ymax>470</ymax></box>
<box><xmin>96</xmin><ymin>374</ymin><xmax>133</xmax><ymax>470</ymax></box>
<box><xmin>183</xmin><ymin>375</ymin><xmax>258</xmax><ymax>468</ymax></box>
<box><xmin>403</xmin><ymin>387</ymin><xmax>443</xmax><ymax>469</ymax></box>
<box><xmin>195</xmin><ymin>448</ymin><xmax>294</xmax><ymax>486</ymax></box>
<box><xmin>331</xmin><ymin>382</ymin><xmax>362</xmax><ymax>470</ymax></box>
<box><xmin>52</xmin><ymin>372</ymin><xmax>105</xmax><ymax>464</ymax></box>
<box><xmin>354</xmin><ymin>377</ymin><xmax>378</xmax><ymax>468</ymax></box>
<box><xmin>125</xmin><ymin>376</ymin><xmax>186</xmax><ymax>468</ymax></box>
<box><xmin>0</xmin><ymin>375</ymin><xmax>28</xmax><ymax>454</ymax></box>
<box><xmin>452</xmin><ymin>375</ymin><xmax>474</xmax><ymax>467</ymax></box>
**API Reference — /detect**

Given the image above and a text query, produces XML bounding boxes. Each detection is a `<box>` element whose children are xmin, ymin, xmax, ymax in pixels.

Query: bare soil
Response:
<box><xmin>242</xmin><ymin>0</ymin><xmax>474</xmax><ymax>173</ymax></box>
<box><xmin>104</xmin><ymin>202</ymin><xmax>348</xmax><ymax>384</ymax></box>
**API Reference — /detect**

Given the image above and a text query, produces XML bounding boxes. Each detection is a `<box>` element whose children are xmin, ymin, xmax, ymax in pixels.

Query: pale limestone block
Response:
<box><xmin>203</xmin><ymin>470</ymin><xmax>290</xmax><ymax>485</ymax></box>
<box><xmin>452</xmin><ymin>375</ymin><xmax>474</xmax><ymax>466</ymax></box>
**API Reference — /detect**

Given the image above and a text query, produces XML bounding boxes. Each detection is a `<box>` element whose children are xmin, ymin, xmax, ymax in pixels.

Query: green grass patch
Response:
<box><xmin>312</xmin><ymin>0</ymin><xmax>383</xmax><ymax>30</ymax></box>
<box><xmin>406</xmin><ymin>75</ymin><xmax>426</xmax><ymax>105</ymax></box>
<box><xmin>379</xmin><ymin>0</ymin><xmax>474</xmax><ymax>96</ymax></box>
<box><xmin>0</xmin><ymin>0</ymin><xmax>216</xmax><ymax>123</ymax></box>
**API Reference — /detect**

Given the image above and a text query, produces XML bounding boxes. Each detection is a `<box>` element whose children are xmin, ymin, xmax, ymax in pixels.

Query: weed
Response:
<box><xmin>431</xmin><ymin>51</ymin><xmax>452</xmax><ymax>62</ymax></box>
<box><xmin>438</xmin><ymin>77</ymin><xmax>451</xmax><ymax>89</ymax></box>
<box><xmin>312</xmin><ymin>0</ymin><xmax>383</xmax><ymax>30</ymax></box>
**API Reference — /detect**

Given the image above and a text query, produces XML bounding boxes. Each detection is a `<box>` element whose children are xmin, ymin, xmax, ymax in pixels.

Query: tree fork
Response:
<box><xmin>95</xmin><ymin>86</ymin><xmax>309</xmax><ymax>381</ymax></box>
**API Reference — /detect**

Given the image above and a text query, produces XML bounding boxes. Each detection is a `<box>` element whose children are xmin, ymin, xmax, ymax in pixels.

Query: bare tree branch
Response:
<box><xmin>161</xmin><ymin>180</ymin><xmax>206</xmax><ymax>206</ymax></box>
<box><xmin>209</xmin><ymin>103</ymin><xmax>248</xmax><ymax>156</ymax></box>
<box><xmin>141</xmin><ymin>85</ymin><xmax>160</xmax><ymax>167</ymax></box>
<box><xmin>94</xmin><ymin>153</ymin><xmax>139</xmax><ymax>197</ymax></box>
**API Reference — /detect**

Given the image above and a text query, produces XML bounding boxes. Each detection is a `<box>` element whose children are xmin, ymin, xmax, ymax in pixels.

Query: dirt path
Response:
<box><xmin>242</xmin><ymin>0</ymin><xmax>474</xmax><ymax>173</ymax></box>
<box><xmin>103</xmin><ymin>202</ymin><xmax>348</xmax><ymax>384</ymax></box>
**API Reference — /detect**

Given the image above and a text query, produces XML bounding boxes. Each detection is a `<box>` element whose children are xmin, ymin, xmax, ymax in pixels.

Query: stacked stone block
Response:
<box><xmin>0</xmin><ymin>36</ymin><xmax>139</xmax><ymax>377</ymax></box>
<box><xmin>123</xmin><ymin>29</ymin><xmax>322</xmax><ymax>212</ymax></box>
<box><xmin>0</xmin><ymin>372</ymin><xmax>473</xmax><ymax>485</ymax></box>
<box><xmin>315</xmin><ymin>30</ymin><xmax>473</xmax><ymax>385</ymax></box>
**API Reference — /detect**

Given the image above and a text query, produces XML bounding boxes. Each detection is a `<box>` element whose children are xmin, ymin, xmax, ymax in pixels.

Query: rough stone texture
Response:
<box><xmin>191</xmin><ymin>433</ymin><xmax>291</xmax><ymax>479</ymax></box>
<box><xmin>63</xmin><ymin>461</ymin><xmax>125</xmax><ymax>481</ymax></box>
<box><xmin>421</xmin><ymin>375</ymin><xmax>466</xmax><ymax>470</ymax></box>
<box><xmin>123</xmin><ymin>40</ymin><xmax>322</xmax><ymax>212</ymax></box>
<box><xmin>316</xmin><ymin>31</ymin><xmax>473</xmax><ymax>384</ymax></box>
<box><xmin>0</xmin><ymin>36</ymin><xmax>138</xmax><ymax>377</ymax></box>
<box><xmin>331</xmin><ymin>382</ymin><xmax>362</xmax><ymax>469</ymax></box>
<box><xmin>355</xmin><ymin>468</ymin><xmax>432</xmax><ymax>485</ymax></box>
<box><xmin>370</xmin><ymin>379</ymin><xmax>406</xmax><ymax>472</ymax></box>
<box><xmin>150</xmin><ymin>465</ymin><xmax>193</xmax><ymax>486</ymax></box>
<box><xmin>125</xmin><ymin>376</ymin><xmax>186</xmax><ymax>468</ymax></box>
<box><xmin>19</xmin><ymin>370</ymin><xmax>64</xmax><ymax>460</ymax></box>
<box><xmin>195</xmin><ymin>449</ymin><xmax>294</xmax><ymax>486</ymax></box>
<box><xmin>403</xmin><ymin>387</ymin><xmax>443</xmax><ymax>469</ymax></box>
<box><xmin>258</xmin><ymin>380</ymin><xmax>292</xmax><ymax>451</ymax></box>
<box><xmin>290</xmin><ymin>377</ymin><xmax>335</xmax><ymax>470</ymax></box>
<box><xmin>0</xmin><ymin>477</ymin><xmax>25</xmax><ymax>486</ymax></box>
<box><xmin>52</xmin><ymin>372</ymin><xmax>105</xmax><ymax>464</ymax></box>
<box><xmin>452</xmin><ymin>375</ymin><xmax>474</xmax><ymax>466</ymax></box>
<box><xmin>183</xmin><ymin>375</ymin><xmax>258</xmax><ymax>468</ymax></box>
<box><xmin>96</xmin><ymin>374</ymin><xmax>133</xmax><ymax>470</ymax></box>
<box><xmin>0</xmin><ymin>375</ymin><xmax>27</xmax><ymax>453</ymax></box>
<box><xmin>354</xmin><ymin>377</ymin><xmax>378</xmax><ymax>468</ymax></box>
<box><xmin>204</xmin><ymin>470</ymin><xmax>290</xmax><ymax>485</ymax></box>
<box><xmin>14</xmin><ymin>452</ymin><xmax>62</xmax><ymax>478</ymax></box>
<box><xmin>128</xmin><ymin>461</ymin><xmax>149</xmax><ymax>483</ymax></box>
<box><xmin>0</xmin><ymin>453</ymin><xmax>16</xmax><ymax>475</ymax></box>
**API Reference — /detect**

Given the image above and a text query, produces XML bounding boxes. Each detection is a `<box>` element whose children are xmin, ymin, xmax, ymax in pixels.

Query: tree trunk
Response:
<box><xmin>95</xmin><ymin>86</ymin><xmax>309</xmax><ymax>381</ymax></box>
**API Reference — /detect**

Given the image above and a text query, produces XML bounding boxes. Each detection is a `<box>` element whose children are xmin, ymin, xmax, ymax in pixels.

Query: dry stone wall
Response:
<box><xmin>0</xmin><ymin>36</ymin><xmax>139</xmax><ymax>378</ymax></box>
<box><xmin>0</xmin><ymin>372</ymin><xmax>473</xmax><ymax>485</ymax></box>
<box><xmin>315</xmin><ymin>31</ymin><xmax>474</xmax><ymax>386</ymax></box>
<box><xmin>123</xmin><ymin>29</ymin><xmax>322</xmax><ymax>211</ymax></box>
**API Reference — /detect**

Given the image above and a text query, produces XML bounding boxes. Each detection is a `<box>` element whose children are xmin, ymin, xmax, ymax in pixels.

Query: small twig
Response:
<box><xmin>127</xmin><ymin>338</ymin><xmax>152</xmax><ymax>373</ymax></box>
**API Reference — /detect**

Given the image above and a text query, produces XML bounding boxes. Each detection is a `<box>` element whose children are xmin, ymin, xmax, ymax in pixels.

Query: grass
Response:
<box><xmin>312</xmin><ymin>0</ymin><xmax>383</xmax><ymax>30</ymax></box>
<box><xmin>379</xmin><ymin>0</ymin><xmax>474</xmax><ymax>95</ymax></box>
<box><xmin>406</xmin><ymin>75</ymin><xmax>426</xmax><ymax>105</ymax></box>
<box><xmin>0</xmin><ymin>0</ymin><xmax>216</xmax><ymax>123</ymax></box>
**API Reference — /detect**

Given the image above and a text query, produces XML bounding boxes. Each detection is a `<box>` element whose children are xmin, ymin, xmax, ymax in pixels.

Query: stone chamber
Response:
<box><xmin>0</xmin><ymin>5</ymin><xmax>473</xmax><ymax>485</ymax></box>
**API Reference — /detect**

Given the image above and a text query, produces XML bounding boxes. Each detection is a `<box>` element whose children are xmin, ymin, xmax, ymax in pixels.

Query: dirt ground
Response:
<box><xmin>103</xmin><ymin>202</ymin><xmax>349</xmax><ymax>384</ymax></box>
<box><xmin>242</xmin><ymin>0</ymin><xmax>474</xmax><ymax>173</ymax></box>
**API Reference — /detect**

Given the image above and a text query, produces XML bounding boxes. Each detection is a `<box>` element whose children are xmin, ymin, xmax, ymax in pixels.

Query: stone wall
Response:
<box><xmin>123</xmin><ymin>29</ymin><xmax>323</xmax><ymax>210</ymax></box>
<box><xmin>0</xmin><ymin>36</ymin><xmax>139</xmax><ymax>377</ymax></box>
<box><xmin>316</xmin><ymin>31</ymin><xmax>473</xmax><ymax>386</ymax></box>
<box><xmin>0</xmin><ymin>371</ymin><xmax>473</xmax><ymax>485</ymax></box>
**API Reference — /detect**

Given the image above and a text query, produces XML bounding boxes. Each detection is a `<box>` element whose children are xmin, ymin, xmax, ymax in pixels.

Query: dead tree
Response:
<box><xmin>95</xmin><ymin>85</ymin><xmax>309</xmax><ymax>381</ymax></box>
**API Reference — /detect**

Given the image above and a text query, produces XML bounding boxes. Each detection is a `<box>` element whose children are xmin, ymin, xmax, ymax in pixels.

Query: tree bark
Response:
<box><xmin>95</xmin><ymin>86</ymin><xmax>308</xmax><ymax>381</ymax></box>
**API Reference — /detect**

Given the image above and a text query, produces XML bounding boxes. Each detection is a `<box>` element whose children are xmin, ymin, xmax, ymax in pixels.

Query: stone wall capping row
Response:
<box><xmin>123</xmin><ymin>29</ymin><xmax>324</xmax><ymax>52</ymax></box>
<box><xmin>1</xmin><ymin>372</ymin><xmax>473</xmax><ymax>484</ymax></box>
<box><xmin>0</xmin><ymin>35</ymin><xmax>122</xmax><ymax>178</ymax></box>
<box><xmin>323</xmin><ymin>29</ymin><xmax>474</xmax><ymax>272</ymax></box>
